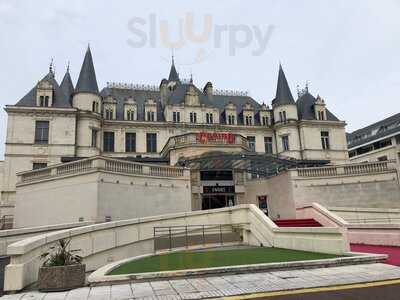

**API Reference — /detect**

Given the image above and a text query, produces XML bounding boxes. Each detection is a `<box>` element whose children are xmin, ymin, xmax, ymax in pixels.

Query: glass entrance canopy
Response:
<box><xmin>178</xmin><ymin>152</ymin><xmax>329</xmax><ymax>177</ymax></box>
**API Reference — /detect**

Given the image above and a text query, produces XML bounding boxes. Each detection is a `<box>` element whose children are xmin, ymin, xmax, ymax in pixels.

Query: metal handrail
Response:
<box><xmin>153</xmin><ymin>223</ymin><xmax>247</xmax><ymax>250</ymax></box>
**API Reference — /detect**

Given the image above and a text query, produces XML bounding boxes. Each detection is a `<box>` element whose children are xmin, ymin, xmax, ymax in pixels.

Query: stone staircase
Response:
<box><xmin>274</xmin><ymin>218</ymin><xmax>322</xmax><ymax>227</ymax></box>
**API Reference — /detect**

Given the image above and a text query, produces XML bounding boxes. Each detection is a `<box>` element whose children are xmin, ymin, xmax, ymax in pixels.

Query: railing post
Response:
<box><xmin>202</xmin><ymin>225</ymin><xmax>205</xmax><ymax>246</ymax></box>
<box><xmin>153</xmin><ymin>227</ymin><xmax>156</xmax><ymax>253</ymax></box>
<box><xmin>169</xmin><ymin>227</ymin><xmax>172</xmax><ymax>251</ymax></box>
<box><xmin>220</xmin><ymin>224</ymin><xmax>223</xmax><ymax>245</ymax></box>
<box><xmin>185</xmin><ymin>226</ymin><xmax>188</xmax><ymax>248</ymax></box>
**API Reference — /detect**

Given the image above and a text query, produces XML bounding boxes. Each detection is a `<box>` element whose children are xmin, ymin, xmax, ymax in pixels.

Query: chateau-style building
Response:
<box><xmin>13</xmin><ymin>47</ymin><xmax>400</xmax><ymax>229</ymax></box>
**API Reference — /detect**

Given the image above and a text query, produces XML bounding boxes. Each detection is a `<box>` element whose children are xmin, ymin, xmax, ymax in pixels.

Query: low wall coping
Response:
<box><xmin>7</xmin><ymin>205</ymin><xmax>251</xmax><ymax>256</ymax></box>
<box><xmin>88</xmin><ymin>252</ymin><xmax>388</xmax><ymax>284</ymax></box>
<box><xmin>0</xmin><ymin>221</ymin><xmax>94</xmax><ymax>238</ymax></box>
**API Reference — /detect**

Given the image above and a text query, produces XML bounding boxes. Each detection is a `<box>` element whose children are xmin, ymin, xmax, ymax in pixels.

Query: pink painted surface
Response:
<box><xmin>350</xmin><ymin>244</ymin><xmax>400</xmax><ymax>266</ymax></box>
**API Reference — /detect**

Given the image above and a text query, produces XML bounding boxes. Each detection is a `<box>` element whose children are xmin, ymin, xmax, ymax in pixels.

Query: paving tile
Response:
<box><xmin>42</xmin><ymin>292</ymin><xmax>69</xmax><ymax>300</ymax></box>
<box><xmin>111</xmin><ymin>284</ymin><xmax>133</xmax><ymax>299</ymax></box>
<box><xmin>131</xmin><ymin>282</ymin><xmax>154</xmax><ymax>298</ymax></box>
<box><xmin>19</xmin><ymin>293</ymin><xmax>46</xmax><ymax>300</ymax></box>
<box><xmin>87</xmin><ymin>286</ymin><xmax>111</xmax><ymax>300</ymax></box>
<box><xmin>1</xmin><ymin>295</ymin><xmax>24</xmax><ymax>300</ymax></box>
<box><xmin>66</xmin><ymin>287</ymin><xmax>90</xmax><ymax>300</ymax></box>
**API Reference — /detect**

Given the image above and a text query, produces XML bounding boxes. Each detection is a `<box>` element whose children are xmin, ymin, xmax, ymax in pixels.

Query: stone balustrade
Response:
<box><xmin>18</xmin><ymin>156</ymin><xmax>189</xmax><ymax>184</ymax></box>
<box><xmin>296</xmin><ymin>160</ymin><xmax>396</xmax><ymax>178</ymax></box>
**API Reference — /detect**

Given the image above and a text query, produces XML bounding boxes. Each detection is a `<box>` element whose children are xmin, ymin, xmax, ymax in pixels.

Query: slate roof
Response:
<box><xmin>60</xmin><ymin>70</ymin><xmax>74</xmax><ymax>105</ymax></box>
<box><xmin>347</xmin><ymin>113</ymin><xmax>400</xmax><ymax>148</ymax></box>
<box><xmin>75</xmin><ymin>47</ymin><xmax>99</xmax><ymax>94</ymax></box>
<box><xmin>100</xmin><ymin>87</ymin><xmax>164</xmax><ymax>121</ymax></box>
<box><xmin>272</xmin><ymin>65</ymin><xmax>295</xmax><ymax>106</ymax></box>
<box><xmin>15</xmin><ymin>71</ymin><xmax>72</xmax><ymax>108</ymax></box>
<box><xmin>296</xmin><ymin>92</ymin><xmax>339</xmax><ymax>122</ymax></box>
<box><xmin>168</xmin><ymin>58</ymin><xmax>180</xmax><ymax>82</ymax></box>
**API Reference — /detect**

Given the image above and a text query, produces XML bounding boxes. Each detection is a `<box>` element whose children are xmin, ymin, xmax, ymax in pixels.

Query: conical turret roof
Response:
<box><xmin>75</xmin><ymin>46</ymin><xmax>99</xmax><ymax>94</ymax></box>
<box><xmin>272</xmin><ymin>64</ymin><xmax>295</xmax><ymax>106</ymax></box>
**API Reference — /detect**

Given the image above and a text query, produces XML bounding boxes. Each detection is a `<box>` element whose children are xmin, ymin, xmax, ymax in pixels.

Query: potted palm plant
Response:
<box><xmin>38</xmin><ymin>239</ymin><xmax>85</xmax><ymax>291</ymax></box>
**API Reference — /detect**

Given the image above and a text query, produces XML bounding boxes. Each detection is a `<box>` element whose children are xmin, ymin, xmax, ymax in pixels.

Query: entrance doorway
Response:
<box><xmin>202</xmin><ymin>194</ymin><xmax>235</xmax><ymax>210</ymax></box>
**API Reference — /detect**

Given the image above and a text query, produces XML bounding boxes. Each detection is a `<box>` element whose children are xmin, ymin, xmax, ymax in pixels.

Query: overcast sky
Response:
<box><xmin>0</xmin><ymin>0</ymin><xmax>399</xmax><ymax>158</ymax></box>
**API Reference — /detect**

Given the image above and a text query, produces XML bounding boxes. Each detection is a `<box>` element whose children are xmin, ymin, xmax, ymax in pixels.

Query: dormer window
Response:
<box><xmin>317</xmin><ymin>110</ymin><xmax>325</xmax><ymax>120</ymax></box>
<box><xmin>245</xmin><ymin>115</ymin><xmax>253</xmax><ymax>126</ymax></box>
<box><xmin>126</xmin><ymin>110</ymin><xmax>135</xmax><ymax>121</ymax></box>
<box><xmin>262</xmin><ymin>116</ymin><xmax>269</xmax><ymax>126</ymax></box>
<box><xmin>36</xmin><ymin>80</ymin><xmax>53</xmax><ymax>107</ymax></box>
<box><xmin>228</xmin><ymin>115</ymin><xmax>235</xmax><ymax>125</ymax></box>
<box><xmin>144</xmin><ymin>98</ymin><xmax>157</xmax><ymax>122</ymax></box>
<box><xmin>206</xmin><ymin>113</ymin><xmax>213</xmax><ymax>124</ymax></box>
<box><xmin>146</xmin><ymin>111</ymin><xmax>155</xmax><ymax>121</ymax></box>
<box><xmin>105</xmin><ymin>109</ymin><xmax>114</xmax><ymax>120</ymax></box>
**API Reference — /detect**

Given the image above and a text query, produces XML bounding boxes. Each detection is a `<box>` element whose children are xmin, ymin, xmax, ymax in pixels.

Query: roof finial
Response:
<box><xmin>305</xmin><ymin>81</ymin><xmax>309</xmax><ymax>93</ymax></box>
<box><xmin>49</xmin><ymin>58</ymin><xmax>54</xmax><ymax>74</ymax></box>
<box><xmin>171</xmin><ymin>48</ymin><xmax>175</xmax><ymax>65</ymax></box>
<box><xmin>190</xmin><ymin>69</ymin><xmax>193</xmax><ymax>84</ymax></box>
<box><xmin>66</xmin><ymin>61</ymin><xmax>70</xmax><ymax>73</ymax></box>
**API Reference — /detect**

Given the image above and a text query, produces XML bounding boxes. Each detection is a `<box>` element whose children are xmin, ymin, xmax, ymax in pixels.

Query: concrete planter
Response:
<box><xmin>38</xmin><ymin>264</ymin><xmax>85</xmax><ymax>292</ymax></box>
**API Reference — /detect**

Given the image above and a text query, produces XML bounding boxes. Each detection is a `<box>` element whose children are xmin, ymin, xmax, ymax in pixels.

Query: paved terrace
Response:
<box><xmin>2</xmin><ymin>263</ymin><xmax>400</xmax><ymax>300</ymax></box>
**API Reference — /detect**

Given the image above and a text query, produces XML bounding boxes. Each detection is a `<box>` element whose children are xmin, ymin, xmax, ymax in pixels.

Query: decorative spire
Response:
<box><xmin>273</xmin><ymin>64</ymin><xmax>295</xmax><ymax>106</ymax></box>
<box><xmin>189</xmin><ymin>70</ymin><xmax>193</xmax><ymax>84</ymax></box>
<box><xmin>75</xmin><ymin>46</ymin><xmax>99</xmax><ymax>94</ymax></box>
<box><xmin>66</xmin><ymin>61</ymin><xmax>70</xmax><ymax>73</ymax></box>
<box><xmin>48</xmin><ymin>58</ymin><xmax>55</xmax><ymax>78</ymax></box>
<box><xmin>168</xmin><ymin>55</ymin><xmax>180</xmax><ymax>82</ymax></box>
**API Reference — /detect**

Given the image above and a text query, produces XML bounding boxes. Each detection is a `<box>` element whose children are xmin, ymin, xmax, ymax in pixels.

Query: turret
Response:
<box><xmin>272</xmin><ymin>64</ymin><xmax>298</xmax><ymax>123</ymax></box>
<box><xmin>72</xmin><ymin>46</ymin><xmax>101</xmax><ymax>112</ymax></box>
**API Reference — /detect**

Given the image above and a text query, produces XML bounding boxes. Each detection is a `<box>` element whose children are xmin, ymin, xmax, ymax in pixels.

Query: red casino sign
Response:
<box><xmin>196</xmin><ymin>132</ymin><xmax>235</xmax><ymax>144</ymax></box>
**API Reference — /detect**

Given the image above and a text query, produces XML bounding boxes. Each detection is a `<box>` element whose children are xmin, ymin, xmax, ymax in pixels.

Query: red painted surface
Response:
<box><xmin>350</xmin><ymin>244</ymin><xmax>400</xmax><ymax>266</ymax></box>
<box><xmin>273</xmin><ymin>218</ymin><xmax>322</xmax><ymax>227</ymax></box>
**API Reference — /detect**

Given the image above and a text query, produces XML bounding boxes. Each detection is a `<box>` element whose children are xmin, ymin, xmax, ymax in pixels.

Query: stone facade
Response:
<box><xmin>0</xmin><ymin>47</ymin><xmax>349</xmax><ymax>218</ymax></box>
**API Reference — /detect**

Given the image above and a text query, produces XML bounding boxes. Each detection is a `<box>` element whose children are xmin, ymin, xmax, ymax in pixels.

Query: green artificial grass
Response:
<box><xmin>108</xmin><ymin>247</ymin><xmax>340</xmax><ymax>275</ymax></box>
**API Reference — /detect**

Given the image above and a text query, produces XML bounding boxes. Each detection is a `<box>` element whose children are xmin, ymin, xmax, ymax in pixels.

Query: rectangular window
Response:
<box><xmin>126</xmin><ymin>110</ymin><xmax>135</xmax><ymax>121</ymax></box>
<box><xmin>247</xmin><ymin>136</ymin><xmax>256</xmax><ymax>152</ymax></box>
<box><xmin>125</xmin><ymin>132</ymin><xmax>136</xmax><ymax>152</ymax></box>
<box><xmin>321</xmin><ymin>131</ymin><xmax>330</xmax><ymax>150</ymax></box>
<box><xmin>280</xmin><ymin>111</ymin><xmax>287</xmax><ymax>122</ymax></box>
<box><xmin>146</xmin><ymin>133</ymin><xmax>157</xmax><ymax>153</ymax></box>
<box><xmin>282</xmin><ymin>135</ymin><xmax>289</xmax><ymax>151</ymax></box>
<box><xmin>147</xmin><ymin>111</ymin><xmax>155</xmax><ymax>121</ymax></box>
<box><xmin>91</xmin><ymin>129</ymin><xmax>97</xmax><ymax>148</ymax></box>
<box><xmin>206</xmin><ymin>113</ymin><xmax>213</xmax><ymax>124</ymax></box>
<box><xmin>378</xmin><ymin>155</ymin><xmax>388</xmax><ymax>161</ymax></box>
<box><xmin>245</xmin><ymin>115</ymin><xmax>253</xmax><ymax>126</ymax></box>
<box><xmin>32</xmin><ymin>162</ymin><xmax>47</xmax><ymax>170</ymax></box>
<box><xmin>103</xmin><ymin>132</ymin><xmax>115</xmax><ymax>152</ymax></box>
<box><xmin>105</xmin><ymin>109</ymin><xmax>113</xmax><ymax>120</ymax></box>
<box><xmin>264</xmin><ymin>137</ymin><xmax>273</xmax><ymax>154</ymax></box>
<box><xmin>190</xmin><ymin>112</ymin><xmax>197</xmax><ymax>123</ymax></box>
<box><xmin>228</xmin><ymin>114</ymin><xmax>235</xmax><ymax>125</ymax></box>
<box><xmin>262</xmin><ymin>116</ymin><xmax>268</xmax><ymax>126</ymax></box>
<box><xmin>34</xmin><ymin>121</ymin><xmax>49</xmax><ymax>144</ymax></box>
<box><xmin>173</xmin><ymin>111</ymin><xmax>180</xmax><ymax>123</ymax></box>
<box><xmin>318</xmin><ymin>110</ymin><xmax>325</xmax><ymax>120</ymax></box>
